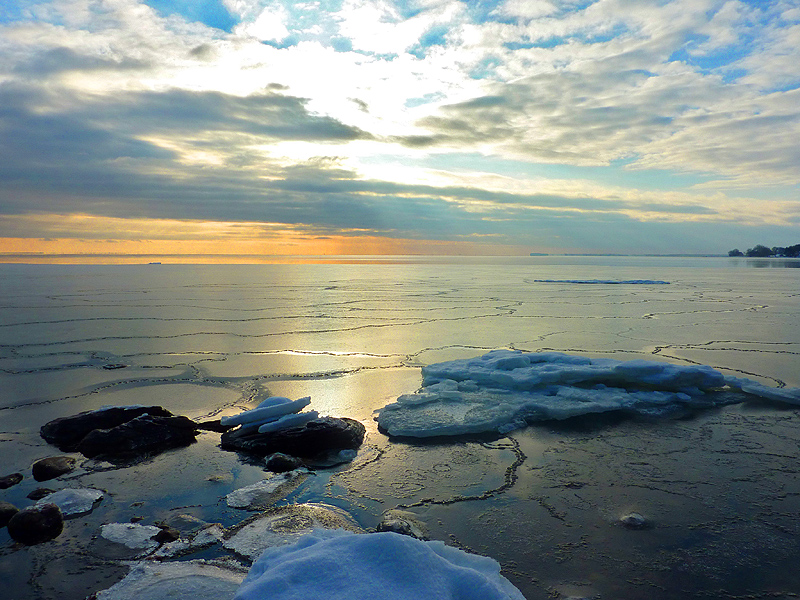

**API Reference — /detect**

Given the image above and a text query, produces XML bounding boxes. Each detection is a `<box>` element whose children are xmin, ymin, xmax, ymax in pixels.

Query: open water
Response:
<box><xmin>1</xmin><ymin>256</ymin><xmax>799</xmax><ymax>599</ymax></box>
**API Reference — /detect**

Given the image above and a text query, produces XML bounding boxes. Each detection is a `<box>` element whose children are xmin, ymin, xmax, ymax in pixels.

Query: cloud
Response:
<box><xmin>1</xmin><ymin>0</ymin><xmax>799</xmax><ymax>257</ymax></box>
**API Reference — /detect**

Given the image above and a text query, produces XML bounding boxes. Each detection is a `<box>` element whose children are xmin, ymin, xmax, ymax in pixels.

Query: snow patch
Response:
<box><xmin>234</xmin><ymin>529</ymin><xmax>525</xmax><ymax>600</ymax></box>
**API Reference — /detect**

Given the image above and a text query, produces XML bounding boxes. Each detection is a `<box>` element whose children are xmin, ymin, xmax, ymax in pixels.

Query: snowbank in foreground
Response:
<box><xmin>377</xmin><ymin>350</ymin><xmax>800</xmax><ymax>437</ymax></box>
<box><xmin>234</xmin><ymin>529</ymin><xmax>525</xmax><ymax>600</ymax></box>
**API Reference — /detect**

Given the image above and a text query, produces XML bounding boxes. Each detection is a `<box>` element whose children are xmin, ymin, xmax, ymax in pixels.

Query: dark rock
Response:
<box><xmin>265</xmin><ymin>452</ymin><xmax>304</xmax><ymax>472</ymax></box>
<box><xmin>376</xmin><ymin>509</ymin><xmax>429</xmax><ymax>540</ymax></box>
<box><xmin>41</xmin><ymin>406</ymin><xmax>174</xmax><ymax>451</ymax></box>
<box><xmin>620</xmin><ymin>512</ymin><xmax>649</xmax><ymax>529</ymax></box>
<box><xmin>220</xmin><ymin>417</ymin><xmax>365</xmax><ymax>459</ymax></box>
<box><xmin>151</xmin><ymin>525</ymin><xmax>181</xmax><ymax>544</ymax></box>
<box><xmin>196</xmin><ymin>419</ymin><xmax>234</xmax><ymax>433</ymax></box>
<box><xmin>7</xmin><ymin>503</ymin><xmax>63</xmax><ymax>545</ymax></box>
<box><xmin>27</xmin><ymin>488</ymin><xmax>56</xmax><ymax>501</ymax></box>
<box><xmin>0</xmin><ymin>501</ymin><xmax>19</xmax><ymax>528</ymax></box>
<box><xmin>32</xmin><ymin>456</ymin><xmax>77</xmax><ymax>482</ymax></box>
<box><xmin>77</xmin><ymin>414</ymin><xmax>199</xmax><ymax>459</ymax></box>
<box><xmin>0</xmin><ymin>473</ymin><xmax>23</xmax><ymax>489</ymax></box>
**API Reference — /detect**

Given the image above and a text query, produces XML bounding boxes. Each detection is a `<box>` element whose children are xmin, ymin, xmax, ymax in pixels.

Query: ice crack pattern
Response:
<box><xmin>1</xmin><ymin>259</ymin><xmax>800</xmax><ymax>600</ymax></box>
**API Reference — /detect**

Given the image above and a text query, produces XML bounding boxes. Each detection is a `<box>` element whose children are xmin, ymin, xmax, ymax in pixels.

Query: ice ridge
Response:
<box><xmin>377</xmin><ymin>350</ymin><xmax>800</xmax><ymax>438</ymax></box>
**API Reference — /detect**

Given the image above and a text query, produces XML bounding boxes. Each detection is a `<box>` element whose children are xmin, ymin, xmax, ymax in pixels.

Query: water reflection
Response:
<box><xmin>729</xmin><ymin>258</ymin><xmax>800</xmax><ymax>268</ymax></box>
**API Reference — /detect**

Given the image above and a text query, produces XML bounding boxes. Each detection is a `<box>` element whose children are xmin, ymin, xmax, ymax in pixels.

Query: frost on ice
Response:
<box><xmin>377</xmin><ymin>350</ymin><xmax>800</xmax><ymax>438</ymax></box>
<box><xmin>234</xmin><ymin>529</ymin><xmax>525</xmax><ymax>600</ymax></box>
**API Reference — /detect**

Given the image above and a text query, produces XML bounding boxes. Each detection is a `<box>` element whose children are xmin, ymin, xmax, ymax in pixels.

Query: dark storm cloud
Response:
<box><xmin>0</xmin><ymin>80</ymin><xmax>371</xmax><ymax>210</ymax></box>
<box><xmin>83</xmin><ymin>87</ymin><xmax>373</xmax><ymax>141</ymax></box>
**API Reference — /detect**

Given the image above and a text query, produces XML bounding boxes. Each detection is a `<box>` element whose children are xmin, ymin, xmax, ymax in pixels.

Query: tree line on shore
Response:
<box><xmin>728</xmin><ymin>244</ymin><xmax>800</xmax><ymax>258</ymax></box>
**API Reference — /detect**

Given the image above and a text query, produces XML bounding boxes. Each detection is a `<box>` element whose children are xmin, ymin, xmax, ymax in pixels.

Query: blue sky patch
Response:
<box><xmin>143</xmin><ymin>0</ymin><xmax>237</xmax><ymax>32</ymax></box>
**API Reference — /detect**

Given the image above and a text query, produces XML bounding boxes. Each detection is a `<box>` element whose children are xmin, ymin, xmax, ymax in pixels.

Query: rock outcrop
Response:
<box><xmin>220</xmin><ymin>416</ymin><xmax>365</xmax><ymax>459</ymax></box>
<box><xmin>40</xmin><ymin>406</ymin><xmax>174</xmax><ymax>451</ymax></box>
<box><xmin>77</xmin><ymin>414</ymin><xmax>198</xmax><ymax>459</ymax></box>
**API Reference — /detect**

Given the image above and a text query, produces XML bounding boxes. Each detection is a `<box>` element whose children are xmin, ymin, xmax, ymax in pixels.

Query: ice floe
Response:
<box><xmin>92</xmin><ymin>560</ymin><xmax>245</xmax><ymax>600</ymax></box>
<box><xmin>225</xmin><ymin>470</ymin><xmax>308</xmax><ymax>510</ymax></box>
<box><xmin>234</xmin><ymin>529</ymin><xmax>525</xmax><ymax>600</ymax></box>
<box><xmin>223</xmin><ymin>503</ymin><xmax>363</xmax><ymax>562</ymax></box>
<box><xmin>533</xmin><ymin>279</ymin><xmax>670</xmax><ymax>284</ymax></box>
<box><xmin>35</xmin><ymin>488</ymin><xmax>103</xmax><ymax>516</ymax></box>
<box><xmin>377</xmin><ymin>350</ymin><xmax>800</xmax><ymax>437</ymax></box>
<box><xmin>100</xmin><ymin>522</ymin><xmax>162</xmax><ymax>553</ymax></box>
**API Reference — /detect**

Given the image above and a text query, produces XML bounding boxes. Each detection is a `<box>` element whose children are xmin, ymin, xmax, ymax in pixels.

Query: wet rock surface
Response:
<box><xmin>264</xmin><ymin>452</ymin><xmax>304</xmax><ymax>472</ymax></box>
<box><xmin>619</xmin><ymin>512</ymin><xmax>649</xmax><ymax>529</ymax></box>
<box><xmin>7</xmin><ymin>503</ymin><xmax>64</xmax><ymax>545</ymax></box>
<box><xmin>0</xmin><ymin>502</ymin><xmax>19</xmax><ymax>528</ymax></box>
<box><xmin>0</xmin><ymin>473</ymin><xmax>23</xmax><ymax>489</ymax></box>
<box><xmin>40</xmin><ymin>406</ymin><xmax>174</xmax><ymax>451</ymax></box>
<box><xmin>376</xmin><ymin>509</ymin><xmax>429</xmax><ymax>540</ymax></box>
<box><xmin>27</xmin><ymin>488</ymin><xmax>56</xmax><ymax>501</ymax></box>
<box><xmin>76</xmin><ymin>414</ymin><xmax>199</xmax><ymax>459</ymax></box>
<box><xmin>32</xmin><ymin>456</ymin><xmax>77</xmax><ymax>481</ymax></box>
<box><xmin>220</xmin><ymin>416</ymin><xmax>365</xmax><ymax>458</ymax></box>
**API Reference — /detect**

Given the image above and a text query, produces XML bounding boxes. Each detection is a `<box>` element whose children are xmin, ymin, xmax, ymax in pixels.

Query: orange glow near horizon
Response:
<box><xmin>0</xmin><ymin>214</ymin><xmax>533</xmax><ymax>263</ymax></box>
<box><xmin>0</xmin><ymin>236</ymin><xmax>529</xmax><ymax>264</ymax></box>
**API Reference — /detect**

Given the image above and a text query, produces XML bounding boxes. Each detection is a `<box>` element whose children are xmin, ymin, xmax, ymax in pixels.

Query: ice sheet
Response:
<box><xmin>377</xmin><ymin>350</ymin><xmax>800</xmax><ymax>437</ymax></box>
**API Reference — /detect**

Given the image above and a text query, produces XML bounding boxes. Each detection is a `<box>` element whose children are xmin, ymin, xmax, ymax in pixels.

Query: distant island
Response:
<box><xmin>728</xmin><ymin>244</ymin><xmax>800</xmax><ymax>258</ymax></box>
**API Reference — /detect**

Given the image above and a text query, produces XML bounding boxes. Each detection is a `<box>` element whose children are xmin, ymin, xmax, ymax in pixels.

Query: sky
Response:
<box><xmin>1</xmin><ymin>0</ymin><xmax>799</xmax><ymax>260</ymax></box>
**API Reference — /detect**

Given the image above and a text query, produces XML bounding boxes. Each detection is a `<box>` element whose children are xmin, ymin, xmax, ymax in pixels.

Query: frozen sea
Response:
<box><xmin>1</xmin><ymin>255</ymin><xmax>800</xmax><ymax>599</ymax></box>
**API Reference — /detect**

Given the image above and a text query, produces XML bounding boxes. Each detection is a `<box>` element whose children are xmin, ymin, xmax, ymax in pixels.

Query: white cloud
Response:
<box><xmin>238</xmin><ymin>5</ymin><xmax>290</xmax><ymax>41</ymax></box>
<box><xmin>1</xmin><ymin>0</ymin><xmax>799</xmax><ymax>254</ymax></box>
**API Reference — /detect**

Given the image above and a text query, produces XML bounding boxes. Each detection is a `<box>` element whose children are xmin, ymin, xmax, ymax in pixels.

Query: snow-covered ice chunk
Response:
<box><xmin>726</xmin><ymin>376</ymin><xmax>800</xmax><ymax>405</ymax></box>
<box><xmin>221</xmin><ymin>397</ymin><xmax>311</xmax><ymax>428</ymax></box>
<box><xmin>257</xmin><ymin>411</ymin><xmax>319</xmax><ymax>434</ymax></box>
<box><xmin>376</xmin><ymin>350</ymin><xmax>800</xmax><ymax>437</ymax></box>
<box><xmin>36</xmin><ymin>488</ymin><xmax>103</xmax><ymax>516</ymax></box>
<box><xmin>92</xmin><ymin>560</ymin><xmax>245</xmax><ymax>600</ymax></box>
<box><xmin>234</xmin><ymin>529</ymin><xmax>525</xmax><ymax>600</ymax></box>
<box><xmin>225</xmin><ymin>470</ymin><xmax>308</xmax><ymax>510</ymax></box>
<box><xmin>256</xmin><ymin>396</ymin><xmax>293</xmax><ymax>409</ymax></box>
